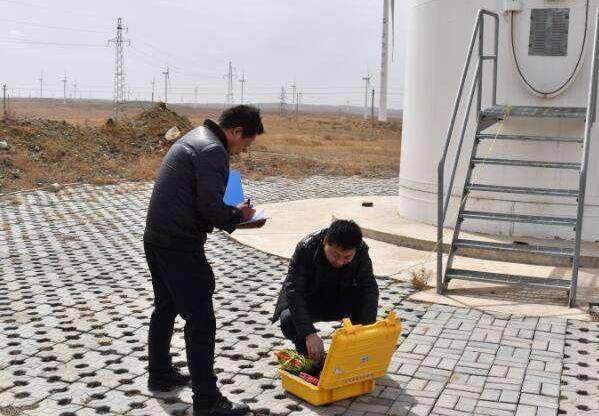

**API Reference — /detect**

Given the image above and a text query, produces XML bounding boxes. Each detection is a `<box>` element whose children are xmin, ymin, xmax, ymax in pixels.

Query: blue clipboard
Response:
<box><xmin>224</xmin><ymin>169</ymin><xmax>244</xmax><ymax>206</ymax></box>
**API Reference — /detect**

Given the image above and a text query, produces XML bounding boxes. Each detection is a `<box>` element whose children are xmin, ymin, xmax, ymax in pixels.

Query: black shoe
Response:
<box><xmin>147</xmin><ymin>368</ymin><xmax>191</xmax><ymax>391</ymax></box>
<box><xmin>193</xmin><ymin>394</ymin><xmax>250</xmax><ymax>416</ymax></box>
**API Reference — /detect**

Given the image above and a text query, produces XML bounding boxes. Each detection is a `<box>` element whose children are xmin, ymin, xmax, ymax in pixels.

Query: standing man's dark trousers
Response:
<box><xmin>279</xmin><ymin>305</ymin><xmax>367</xmax><ymax>356</ymax></box>
<box><xmin>145</xmin><ymin>242</ymin><xmax>218</xmax><ymax>407</ymax></box>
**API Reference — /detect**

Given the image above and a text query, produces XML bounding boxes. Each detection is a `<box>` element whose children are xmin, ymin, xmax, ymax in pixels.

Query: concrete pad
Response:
<box><xmin>231</xmin><ymin>196</ymin><xmax>599</xmax><ymax>320</ymax></box>
<box><xmin>332</xmin><ymin>196</ymin><xmax>599</xmax><ymax>268</ymax></box>
<box><xmin>232</xmin><ymin>197</ymin><xmax>424</xmax><ymax>276</ymax></box>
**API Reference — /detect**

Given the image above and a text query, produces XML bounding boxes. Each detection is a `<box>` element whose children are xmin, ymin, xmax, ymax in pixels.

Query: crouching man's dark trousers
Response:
<box><xmin>145</xmin><ymin>242</ymin><xmax>217</xmax><ymax>406</ymax></box>
<box><xmin>279</xmin><ymin>307</ymin><xmax>367</xmax><ymax>356</ymax></box>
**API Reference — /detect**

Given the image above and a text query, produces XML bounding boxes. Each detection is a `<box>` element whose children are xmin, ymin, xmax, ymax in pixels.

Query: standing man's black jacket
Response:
<box><xmin>144</xmin><ymin>120</ymin><xmax>244</xmax><ymax>251</ymax></box>
<box><xmin>272</xmin><ymin>229</ymin><xmax>379</xmax><ymax>339</ymax></box>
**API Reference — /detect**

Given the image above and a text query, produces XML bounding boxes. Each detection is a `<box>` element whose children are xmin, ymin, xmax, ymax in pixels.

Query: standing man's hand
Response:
<box><xmin>305</xmin><ymin>333</ymin><xmax>324</xmax><ymax>361</ymax></box>
<box><xmin>236</xmin><ymin>219</ymin><xmax>267</xmax><ymax>229</ymax></box>
<box><xmin>237</xmin><ymin>200</ymin><xmax>256</xmax><ymax>222</ymax></box>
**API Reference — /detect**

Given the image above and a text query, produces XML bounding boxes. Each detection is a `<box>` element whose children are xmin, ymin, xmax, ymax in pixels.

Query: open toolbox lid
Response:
<box><xmin>318</xmin><ymin>311</ymin><xmax>402</xmax><ymax>390</ymax></box>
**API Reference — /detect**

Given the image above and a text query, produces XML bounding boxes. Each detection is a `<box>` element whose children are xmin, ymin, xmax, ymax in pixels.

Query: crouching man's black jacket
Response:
<box><xmin>272</xmin><ymin>229</ymin><xmax>379</xmax><ymax>339</ymax></box>
<box><xmin>144</xmin><ymin>119</ymin><xmax>244</xmax><ymax>252</ymax></box>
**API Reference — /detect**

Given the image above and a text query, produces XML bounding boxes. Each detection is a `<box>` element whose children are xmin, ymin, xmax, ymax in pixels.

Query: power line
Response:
<box><xmin>126</xmin><ymin>48</ymin><xmax>161</xmax><ymax>71</ymax></box>
<box><xmin>127</xmin><ymin>45</ymin><xmax>222</xmax><ymax>83</ymax></box>
<box><xmin>128</xmin><ymin>36</ymin><xmax>223</xmax><ymax>78</ymax></box>
<box><xmin>0</xmin><ymin>0</ymin><xmax>99</xmax><ymax>18</ymax></box>
<box><xmin>3</xmin><ymin>82</ymin><xmax>404</xmax><ymax>98</ymax></box>
<box><xmin>0</xmin><ymin>17</ymin><xmax>111</xmax><ymax>33</ymax></box>
<box><xmin>0</xmin><ymin>37</ymin><xmax>107</xmax><ymax>47</ymax></box>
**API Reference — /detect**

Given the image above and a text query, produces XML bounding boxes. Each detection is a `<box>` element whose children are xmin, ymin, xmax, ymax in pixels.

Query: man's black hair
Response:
<box><xmin>325</xmin><ymin>220</ymin><xmax>363</xmax><ymax>250</ymax></box>
<box><xmin>218</xmin><ymin>105</ymin><xmax>265</xmax><ymax>138</ymax></box>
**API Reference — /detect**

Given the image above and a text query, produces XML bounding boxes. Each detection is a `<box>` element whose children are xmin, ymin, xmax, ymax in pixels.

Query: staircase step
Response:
<box><xmin>481</xmin><ymin>105</ymin><xmax>586</xmax><ymax>119</ymax></box>
<box><xmin>455</xmin><ymin>239</ymin><xmax>574</xmax><ymax>257</ymax></box>
<box><xmin>476</xmin><ymin>133</ymin><xmax>583</xmax><ymax>144</ymax></box>
<box><xmin>467</xmin><ymin>184</ymin><xmax>579</xmax><ymax>197</ymax></box>
<box><xmin>472</xmin><ymin>157</ymin><xmax>581</xmax><ymax>169</ymax></box>
<box><xmin>460</xmin><ymin>211</ymin><xmax>577</xmax><ymax>226</ymax></box>
<box><xmin>446</xmin><ymin>268</ymin><xmax>571</xmax><ymax>290</ymax></box>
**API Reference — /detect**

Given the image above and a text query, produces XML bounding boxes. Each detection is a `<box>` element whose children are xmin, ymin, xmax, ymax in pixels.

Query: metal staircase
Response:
<box><xmin>437</xmin><ymin>10</ymin><xmax>599</xmax><ymax>307</ymax></box>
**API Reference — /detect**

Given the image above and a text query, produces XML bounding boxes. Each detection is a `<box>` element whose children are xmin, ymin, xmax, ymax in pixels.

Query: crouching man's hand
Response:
<box><xmin>305</xmin><ymin>333</ymin><xmax>324</xmax><ymax>361</ymax></box>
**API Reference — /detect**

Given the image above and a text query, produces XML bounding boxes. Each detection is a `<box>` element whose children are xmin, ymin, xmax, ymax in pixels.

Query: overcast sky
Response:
<box><xmin>0</xmin><ymin>0</ymin><xmax>407</xmax><ymax>108</ymax></box>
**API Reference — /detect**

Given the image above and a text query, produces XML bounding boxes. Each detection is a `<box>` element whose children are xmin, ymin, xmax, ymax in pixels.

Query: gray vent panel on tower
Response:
<box><xmin>529</xmin><ymin>8</ymin><xmax>570</xmax><ymax>57</ymax></box>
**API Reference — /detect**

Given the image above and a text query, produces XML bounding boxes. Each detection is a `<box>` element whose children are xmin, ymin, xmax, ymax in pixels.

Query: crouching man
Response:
<box><xmin>272</xmin><ymin>220</ymin><xmax>379</xmax><ymax>361</ymax></box>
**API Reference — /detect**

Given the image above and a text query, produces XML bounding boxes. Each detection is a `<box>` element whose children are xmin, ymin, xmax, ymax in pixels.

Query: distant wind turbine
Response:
<box><xmin>379</xmin><ymin>0</ymin><xmax>395</xmax><ymax>122</ymax></box>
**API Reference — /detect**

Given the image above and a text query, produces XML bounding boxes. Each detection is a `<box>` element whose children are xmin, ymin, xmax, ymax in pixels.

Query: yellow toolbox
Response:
<box><xmin>278</xmin><ymin>311</ymin><xmax>402</xmax><ymax>406</ymax></box>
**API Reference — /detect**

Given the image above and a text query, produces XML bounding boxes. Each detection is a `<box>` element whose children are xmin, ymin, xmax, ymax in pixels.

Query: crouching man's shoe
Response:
<box><xmin>147</xmin><ymin>368</ymin><xmax>191</xmax><ymax>391</ymax></box>
<box><xmin>194</xmin><ymin>394</ymin><xmax>250</xmax><ymax>416</ymax></box>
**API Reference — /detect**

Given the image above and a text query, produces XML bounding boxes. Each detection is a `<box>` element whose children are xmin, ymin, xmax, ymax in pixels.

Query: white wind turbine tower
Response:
<box><xmin>378</xmin><ymin>0</ymin><xmax>395</xmax><ymax>122</ymax></box>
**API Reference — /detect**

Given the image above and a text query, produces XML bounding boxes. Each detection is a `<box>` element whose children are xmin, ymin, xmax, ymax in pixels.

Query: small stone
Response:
<box><xmin>164</xmin><ymin>126</ymin><xmax>181</xmax><ymax>141</ymax></box>
<box><xmin>0</xmin><ymin>140</ymin><xmax>8</xmax><ymax>150</ymax></box>
<box><xmin>28</xmin><ymin>143</ymin><xmax>41</xmax><ymax>152</ymax></box>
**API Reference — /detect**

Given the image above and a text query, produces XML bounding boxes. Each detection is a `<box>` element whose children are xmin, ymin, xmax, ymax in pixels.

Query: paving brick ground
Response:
<box><xmin>1</xmin><ymin>176</ymin><xmax>598</xmax><ymax>416</ymax></box>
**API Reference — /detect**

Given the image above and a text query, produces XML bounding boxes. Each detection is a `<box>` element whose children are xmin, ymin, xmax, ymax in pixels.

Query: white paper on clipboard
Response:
<box><xmin>239</xmin><ymin>209</ymin><xmax>267</xmax><ymax>225</ymax></box>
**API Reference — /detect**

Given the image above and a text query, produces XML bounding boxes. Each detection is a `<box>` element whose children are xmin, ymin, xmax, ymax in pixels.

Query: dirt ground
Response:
<box><xmin>0</xmin><ymin>99</ymin><xmax>401</xmax><ymax>193</ymax></box>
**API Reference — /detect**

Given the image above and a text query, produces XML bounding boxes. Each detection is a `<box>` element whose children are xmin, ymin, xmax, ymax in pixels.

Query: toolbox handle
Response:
<box><xmin>342</xmin><ymin>318</ymin><xmax>356</xmax><ymax>334</ymax></box>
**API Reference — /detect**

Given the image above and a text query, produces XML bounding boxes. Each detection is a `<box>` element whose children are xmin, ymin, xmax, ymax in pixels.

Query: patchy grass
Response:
<box><xmin>410</xmin><ymin>267</ymin><xmax>432</xmax><ymax>291</ymax></box>
<box><xmin>232</xmin><ymin>114</ymin><xmax>400</xmax><ymax>179</ymax></box>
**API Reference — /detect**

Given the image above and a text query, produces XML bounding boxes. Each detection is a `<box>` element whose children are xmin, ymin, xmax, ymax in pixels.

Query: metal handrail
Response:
<box><xmin>571</xmin><ymin>9</ymin><xmax>599</xmax><ymax>307</ymax></box>
<box><xmin>436</xmin><ymin>9</ymin><xmax>499</xmax><ymax>292</ymax></box>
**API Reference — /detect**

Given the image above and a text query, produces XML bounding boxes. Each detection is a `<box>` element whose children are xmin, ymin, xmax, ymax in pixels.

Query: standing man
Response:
<box><xmin>272</xmin><ymin>220</ymin><xmax>379</xmax><ymax>361</ymax></box>
<box><xmin>144</xmin><ymin>105</ymin><xmax>265</xmax><ymax>416</ymax></box>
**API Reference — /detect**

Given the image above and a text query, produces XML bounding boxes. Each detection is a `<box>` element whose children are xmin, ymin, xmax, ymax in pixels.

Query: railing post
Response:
<box><xmin>444</xmin><ymin>64</ymin><xmax>483</xmax><ymax>216</ymax></box>
<box><xmin>492</xmin><ymin>14</ymin><xmax>499</xmax><ymax>106</ymax></box>
<box><xmin>437</xmin><ymin>165</ymin><xmax>444</xmax><ymax>294</ymax></box>
<box><xmin>477</xmin><ymin>14</ymin><xmax>484</xmax><ymax>116</ymax></box>
<box><xmin>436</xmin><ymin>9</ymin><xmax>499</xmax><ymax>297</ymax></box>
<box><xmin>571</xmin><ymin>9</ymin><xmax>599</xmax><ymax>307</ymax></box>
<box><xmin>439</xmin><ymin>11</ymin><xmax>482</xmax><ymax>162</ymax></box>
